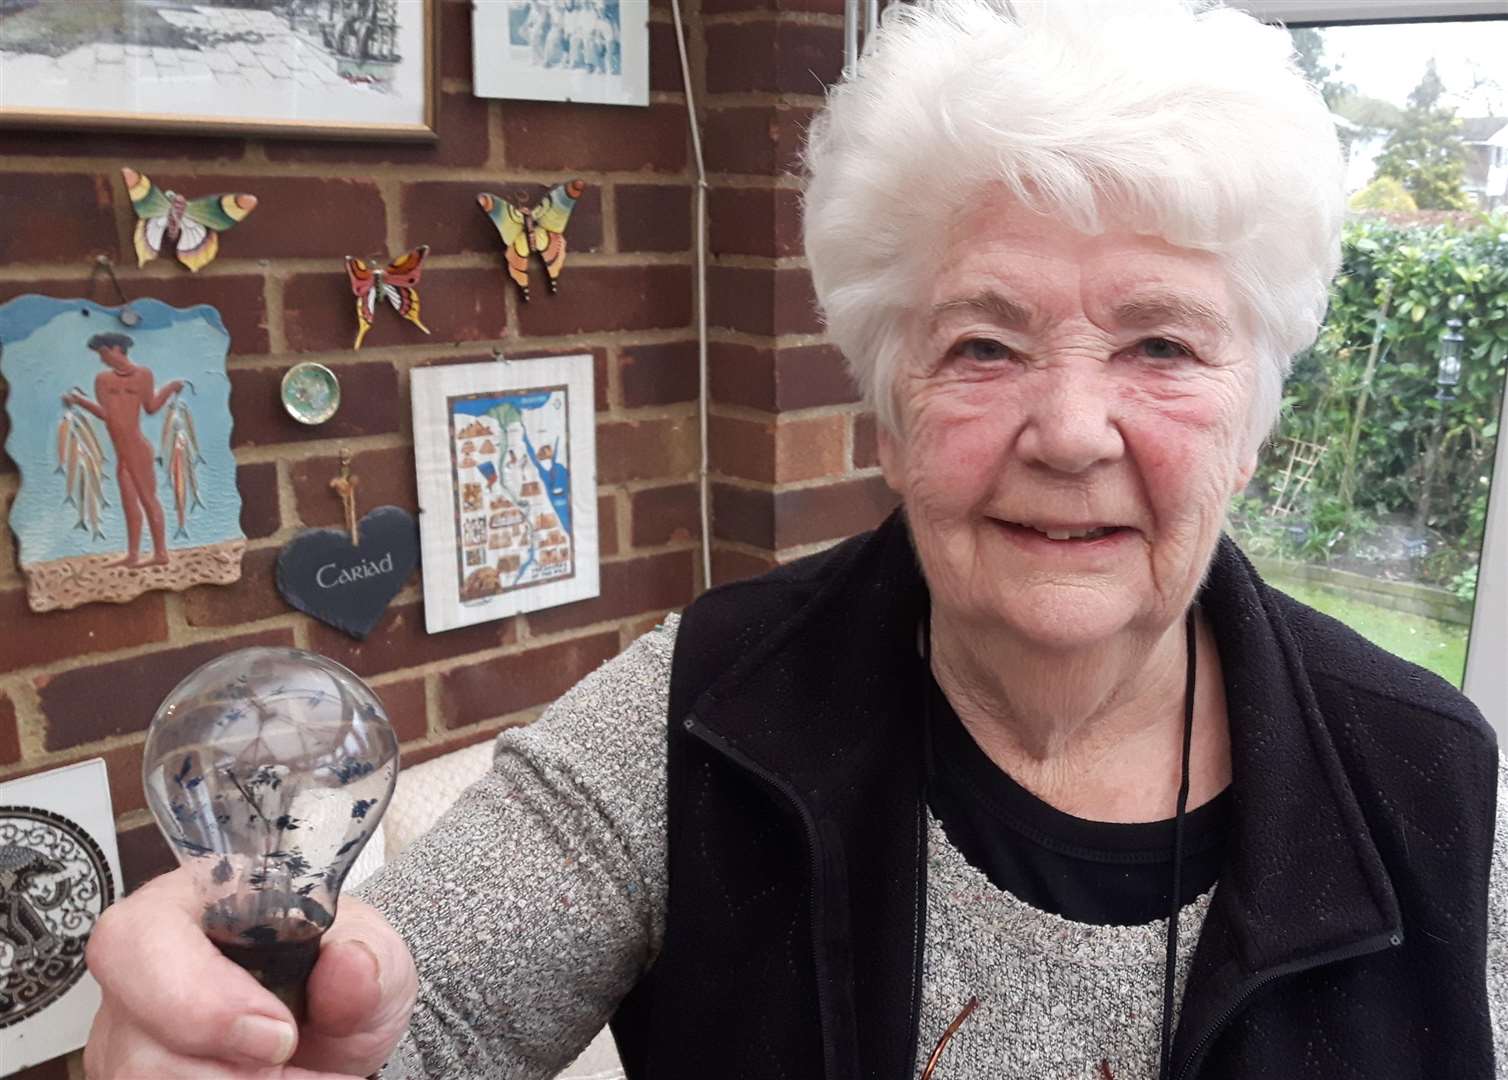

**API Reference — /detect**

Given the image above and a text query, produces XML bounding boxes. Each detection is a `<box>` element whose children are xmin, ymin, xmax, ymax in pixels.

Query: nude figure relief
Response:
<box><xmin>0</xmin><ymin>296</ymin><xmax>245</xmax><ymax>612</ymax></box>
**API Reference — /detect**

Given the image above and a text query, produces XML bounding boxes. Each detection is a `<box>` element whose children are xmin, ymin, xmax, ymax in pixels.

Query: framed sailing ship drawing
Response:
<box><xmin>411</xmin><ymin>355</ymin><xmax>599</xmax><ymax>633</ymax></box>
<box><xmin>0</xmin><ymin>0</ymin><xmax>436</xmax><ymax>139</ymax></box>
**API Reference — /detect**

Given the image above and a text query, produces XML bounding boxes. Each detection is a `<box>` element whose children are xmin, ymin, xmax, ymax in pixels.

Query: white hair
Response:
<box><xmin>802</xmin><ymin>0</ymin><xmax>1346</xmax><ymax>452</ymax></box>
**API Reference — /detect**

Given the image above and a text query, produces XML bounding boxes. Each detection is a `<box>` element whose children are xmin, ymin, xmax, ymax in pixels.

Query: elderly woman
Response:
<box><xmin>85</xmin><ymin>1</ymin><xmax>1505</xmax><ymax>1078</ymax></box>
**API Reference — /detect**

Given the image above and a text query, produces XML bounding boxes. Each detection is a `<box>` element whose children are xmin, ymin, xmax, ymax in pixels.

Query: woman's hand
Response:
<box><xmin>84</xmin><ymin>869</ymin><xmax>418</xmax><ymax>1079</ymax></box>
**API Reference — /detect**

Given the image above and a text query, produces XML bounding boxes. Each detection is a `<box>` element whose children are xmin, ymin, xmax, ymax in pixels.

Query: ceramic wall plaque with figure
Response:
<box><xmin>0</xmin><ymin>296</ymin><xmax>244</xmax><ymax>612</ymax></box>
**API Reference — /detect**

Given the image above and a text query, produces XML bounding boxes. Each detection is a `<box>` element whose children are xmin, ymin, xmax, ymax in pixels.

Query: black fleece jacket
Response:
<box><xmin>611</xmin><ymin>509</ymin><xmax>1500</xmax><ymax>1079</ymax></box>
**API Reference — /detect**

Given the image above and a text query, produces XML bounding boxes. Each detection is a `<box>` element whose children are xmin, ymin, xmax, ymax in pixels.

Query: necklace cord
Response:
<box><xmin>1159</xmin><ymin>609</ymin><xmax>1199</xmax><ymax>1080</ymax></box>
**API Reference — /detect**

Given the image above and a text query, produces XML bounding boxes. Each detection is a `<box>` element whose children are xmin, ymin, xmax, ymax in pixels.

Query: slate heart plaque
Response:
<box><xmin>275</xmin><ymin>506</ymin><xmax>419</xmax><ymax>639</ymax></box>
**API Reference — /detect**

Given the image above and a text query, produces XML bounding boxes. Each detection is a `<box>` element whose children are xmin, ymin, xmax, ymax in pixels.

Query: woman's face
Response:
<box><xmin>880</xmin><ymin>195</ymin><xmax>1259</xmax><ymax>651</ymax></box>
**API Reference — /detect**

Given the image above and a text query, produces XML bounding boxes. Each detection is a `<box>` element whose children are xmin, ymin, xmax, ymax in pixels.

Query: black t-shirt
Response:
<box><xmin>925</xmin><ymin>673</ymin><xmax>1229</xmax><ymax>927</ymax></box>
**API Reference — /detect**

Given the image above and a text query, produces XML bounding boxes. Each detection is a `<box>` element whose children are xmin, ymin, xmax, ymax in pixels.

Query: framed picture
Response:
<box><xmin>411</xmin><ymin>355</ymin><xmax>600</xmax><ymax>634</ymax></box>
<box><xmin>472</xmin><ymin>0</ymin><xmax>649</xmax><ymax>108</ymax></box>
<box><xmin>0</xmin><ymin>0</ymin><xmax>437</xmax><ymax>140</ymax></box>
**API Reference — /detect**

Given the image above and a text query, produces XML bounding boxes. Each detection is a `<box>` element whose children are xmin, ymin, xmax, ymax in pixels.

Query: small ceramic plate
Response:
<box><xmin>281</xmin><ymin>362</ymin><xmax>341</xmax><ymax>425</ymax></box>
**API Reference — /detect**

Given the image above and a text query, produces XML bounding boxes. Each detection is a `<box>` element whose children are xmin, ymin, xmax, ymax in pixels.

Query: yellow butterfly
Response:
<box><xmin>478</xmin><ymin>180</ymin><xmax>584</xmax><ymax>301</ymax></box>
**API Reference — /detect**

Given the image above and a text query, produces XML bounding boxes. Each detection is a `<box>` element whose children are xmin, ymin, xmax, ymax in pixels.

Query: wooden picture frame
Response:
<box><xmin>0</xmin><ymin>0</ymin><xmax>437</xmax><ymax>141</ymax></box>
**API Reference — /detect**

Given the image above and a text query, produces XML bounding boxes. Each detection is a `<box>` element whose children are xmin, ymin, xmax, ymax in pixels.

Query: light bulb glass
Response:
<box><xmin>143</xmin><ymin>647</ymin><xmax>398</xmax><ymax>1014</ymax></box>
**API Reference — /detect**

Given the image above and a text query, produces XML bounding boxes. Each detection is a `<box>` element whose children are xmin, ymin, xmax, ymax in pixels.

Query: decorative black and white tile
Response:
<box><xmin>1</xmin><ymin>760</ymin><xmax>121</xmax><ymax>1076</ymax></box>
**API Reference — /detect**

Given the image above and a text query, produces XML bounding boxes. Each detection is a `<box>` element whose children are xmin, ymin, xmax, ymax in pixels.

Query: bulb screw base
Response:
<box><xmin>211</xmin><ymin>932</ymin><xmax>322</xmax><ymax>1022</ymax></box>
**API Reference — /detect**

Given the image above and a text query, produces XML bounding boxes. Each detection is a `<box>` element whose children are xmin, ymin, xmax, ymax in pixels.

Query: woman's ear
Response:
<box><xmin>877</xmin><ymin>423</ymin><xmax>906</xmax><ymax>495</ymax></box>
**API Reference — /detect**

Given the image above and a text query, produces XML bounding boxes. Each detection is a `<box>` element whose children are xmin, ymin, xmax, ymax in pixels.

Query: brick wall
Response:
<box><xmin>0</xmin><ymin>1</ymin><xmax>889</xmax><ymax>1075</ymax></box>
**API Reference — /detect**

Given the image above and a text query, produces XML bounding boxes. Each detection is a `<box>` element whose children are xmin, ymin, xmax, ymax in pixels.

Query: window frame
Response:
<box><xmin>1233</xmin><ymin>1</ymin><xmax>1507</xmax><ymax>26</ymax></box>
<box><xmin>1237</xmin><ymin>0</ymin><xmax>1508</xmax><ymax>729</ymax></box>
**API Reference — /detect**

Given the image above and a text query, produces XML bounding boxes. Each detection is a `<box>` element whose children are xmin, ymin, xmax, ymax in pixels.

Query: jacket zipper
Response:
<box><xmin>683</xmin><ymin>714</ymin><xmax>838</xmax><ymax>1080</ymax></box>
<box><xmin>1173</xmin><ymin>929</ymin><xmax>1403</xmax><ymax>1080</ymax></box>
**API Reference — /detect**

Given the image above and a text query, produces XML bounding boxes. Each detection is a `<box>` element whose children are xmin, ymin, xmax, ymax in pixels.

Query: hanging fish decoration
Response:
<box><xmin>121</xmin><ymin>167</ymin><xmax>258</xmax><ymax>273</ymax></box>
<box><xmin>156</xmin><ymin>388</ymin><xmax>205</xmax><ymax>538</ymax></box>
<box><xmin>56</xmin><ymin>403</ymin><xmax>110</xmax><ymax>539</ymax></box>
<box><xmin>478</xmin><ymin>180</ymin><xmax>584</xmax><ymax>301</ymax></box>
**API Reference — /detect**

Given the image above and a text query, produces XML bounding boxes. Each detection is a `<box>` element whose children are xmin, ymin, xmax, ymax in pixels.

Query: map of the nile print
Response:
<box><xmin>448</xmin><ymin>386</ymin><xmax>574</xmax><ymax>601</ymax></box>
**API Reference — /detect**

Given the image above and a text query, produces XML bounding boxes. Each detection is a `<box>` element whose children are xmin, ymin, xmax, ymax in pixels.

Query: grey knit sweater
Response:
<box><xmin>363</xmin><ymin>617</ymin><xmax>1508</xmax><ymax>1078</ymax></box>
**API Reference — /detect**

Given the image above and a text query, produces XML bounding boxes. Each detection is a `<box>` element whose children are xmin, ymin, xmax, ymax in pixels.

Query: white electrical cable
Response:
<box><xmin>670</xmin><ymin>0</ymin><xmax>713</xmax><ymax>591</ymax></box>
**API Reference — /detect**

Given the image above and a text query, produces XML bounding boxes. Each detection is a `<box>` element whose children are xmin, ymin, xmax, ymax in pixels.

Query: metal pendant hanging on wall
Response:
<box><xmin>478</xmin><ymin>180</ymin><xmax>584</xmax><ymax>301</ymax></box>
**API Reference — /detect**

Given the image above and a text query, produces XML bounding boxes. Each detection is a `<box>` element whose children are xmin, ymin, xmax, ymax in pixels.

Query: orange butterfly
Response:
<box><xmin>344</xmin><ymin>246</ymin><xmax>431</xmax><ymax>350</ymax></box>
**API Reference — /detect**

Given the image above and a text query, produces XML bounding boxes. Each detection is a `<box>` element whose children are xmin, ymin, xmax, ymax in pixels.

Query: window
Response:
<box><xmin>1229</xmin><ymin>2</ymin><xmax>1508</xmax><ymax>727</ymax></box>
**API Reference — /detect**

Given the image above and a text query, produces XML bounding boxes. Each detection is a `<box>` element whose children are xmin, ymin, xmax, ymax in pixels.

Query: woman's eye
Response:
<box><xmin>1135</xmin><ymin>337</ymin><xmax>1192</xmax><ymax>361</ymax></box>
<box><xmin>952</xmin><ymin>338</ymin><xmax>1014</xmax><ymax>364</ymax></box>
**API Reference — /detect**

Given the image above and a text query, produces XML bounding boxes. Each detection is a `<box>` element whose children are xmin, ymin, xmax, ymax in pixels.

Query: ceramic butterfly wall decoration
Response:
<box><xmin>121</xmin><ymin>167</ymin><xmax>258</xmax><ymax>273</ymax></box>
<box><xmin>345</xmin><ymin>246</ymin><xmax>432</xmax><ymax>350</ymax></box>
<box><xmin>478</xmin><ymin>180</ymin><xmax>584</xmax><ymax>301</ymax></box>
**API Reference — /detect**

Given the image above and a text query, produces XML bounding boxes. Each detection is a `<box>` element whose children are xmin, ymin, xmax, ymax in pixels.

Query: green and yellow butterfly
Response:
<box><xmin>122</xmin><ymin>167</ymin><xmax>258</xmax><ymax>273</ymax></box>
<box><xmin>478</xmin><ymin>180</ymin><xmax>584</xmax><ymax>301</ymax></box>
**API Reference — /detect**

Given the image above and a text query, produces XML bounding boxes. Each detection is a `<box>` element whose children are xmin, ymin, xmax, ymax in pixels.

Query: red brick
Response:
<box><xmin>709</xmin><ymin>186</ymin><xmax>803</xmax><ymax>258</ymax></box>
<box><xmin>265</xmin><ymin>92</ymin><xmax>491</xmax><ymax>167</ymax></box>
<box><xmin>853</xmin><ymin>413</ymin><xmax>880</xmax><ymax>469</ymax></box>
<box><xmin>10</xmin><ymin>1055</ymin><xmax>71</xmax><ymax>1080</ymax></box>
<box><xmin>599</xmin><ymin>494</ymin><xmax>620</xmax><ymax>557</ymax></box>
<box><xmin>0</xmin><ymin>128</ymin><xmax>247</xmax><ymax>161</ymax></box>
<box><xmin>117</xmin><ymin>821</ymin><xmax>176</xmax><ymax>894</ymax></box>
<box><xmin>0</xmin><ymin>691</ymin><xmax>18</xmax><ymax>766</ymax></box>
<box><xmin>650</xmin><ymin>20</ymin><xmax>686</xmax><ymax>94</ymax></box>
<box><xmin>401</xmin><ymin>180</ymin><xmax>603</xmax><ymax>256</ymax></box>
<box><xmin>283</xmin><ymin>267</ymin><xmax>507</xmax><ymax>353</ymax></box>
<box><xmin>229</xmin><ymin>362</ymin><xmax>401</xmax><ymax>448</ymax></box>
<box><xmin>776</xmin><ymin>413</ymin><xmax>848</xmax><ymax>483</ymax></box>
<box><xmin>439</xmin><ymin>631</ymin><xmax>621</xmax><ymax>726</ymax></box>
<box><xmin>238</xmin><ymin>461</ymin><xmax>281</xmax><ymax>540</ymax></box>
<box><xmin>705</xmin><ymin>105</ymin><xmax>814</xmax><ymax>177</ymax></box>
<box><xmin>514</xmin><ymin>265</ymin><xmax>691</xmax><ymax>337</ymax></box>
<box><xmin>620</xmin><ymin>340</ymin><xmax>699</xmax><ymax>407</ymax></box>
<box><xmin>704</xmin><ymin>22</ymin><xmax>844</xmax><ymax>96</ymax></box>
<box><xmin>617</xmin><ymin>184</ymin><xmax>692</xmax><ymax>252</ymax></box>
<box><xmin>291</xmin><ymin>446</ymin><xmax>418</xmax><ymax>525</ymax></box>
<box><xmin>181</xmin><ymin>545</ymin><xmax>285</xmax><ymax>628</ymax></box>
<box><xmin>711</xmin><ymin>546</ymin><xmax>778</xmax><ymax>585</ymax></box>
<box><xmin>0</xmin><ymin>172</ymin><xmax>116</xmax><ymax>264</ymax></box>
<box><xmin>774</xmin><ymin>473</ymin><xmax>898</xmax><ymax>548</ymax></box>
<box><xmin>306</xmin><ymin>601</ymin><xmax>516</xmax><ymax>680</ymax></box>
<box><xmin>527</xmin><ymin>550</ymin><xmax>695</xmax><ymax>636</ymax></box>
<box><xmin>102</xmin><ymin>738</ymin><xmax>147</xmax><ymax>816</ymax></box>
<box><xmin>774</xmin><ymin>343</ymin><xmax>859</xmax><ymax>410</ymax></box>
<box><xmin>631</xmin><ymin>483</ymin><xmax>701</xmax><ymax>546</ymax></box>
<box><xmin>36</xmin><ymin>628</ymin><xmax>294</xmax><ymax>751</ymax></box>
<box><xmin>501</xmin><ymin>101</ymin><xmax>688</xmax><ymax>173</ymax></box>
<box><xmin>708</xmin><ymin>264</ymin><xmax>822</xmax><ymax>337</ymax></box>
<box><xmin>596</xmin><ymin>416</ymin><xmax>699</xmax><ymax>484</ymax></box>
<box><xmin>0</xmin><ymin>588</ymin><xmax>168</xmax><ymax>676</ymax></box>
<box><xmin>712</xmin><ymin>482</ymin><xmax>775</xmax><ymax>548</ymax></box>
<box><xmin>440</xmin><ymin>0</ymin><xmax>473</xmax><ymax>81</ymax></box>
<box><xmin>400</xmin><ymin>724</ymin><xmax>506</xmax><ymax>768</ymax></box>
<box><xmin>713</xmin><ymin>339</ymin><xmax>861</xmax><ymax>412</ymax></box>
<box><xmin>375</xmin><ymin>676</ymin><xmax>429</xmax><ymax>744</ymax></box>
<box><xmin>135</xmin><ymin>174</ymin><xmax>385</xmax><ymax>261</ymax></box>
<box><xmin>0</xmin><ymin>276</ymin><xmax>269</xmax><ymax>356</ymax></box>
<box><xmin>710</xmin><ymin>414</ymin><xmax>776</xmax><ymax>483</ymax></box>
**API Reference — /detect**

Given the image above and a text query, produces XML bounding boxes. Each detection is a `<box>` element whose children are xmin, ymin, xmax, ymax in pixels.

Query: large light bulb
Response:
<box><xmin>143</xmin><ymin>647</ymin><xmax>398</xmax><ymax>1016</ymax></box>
